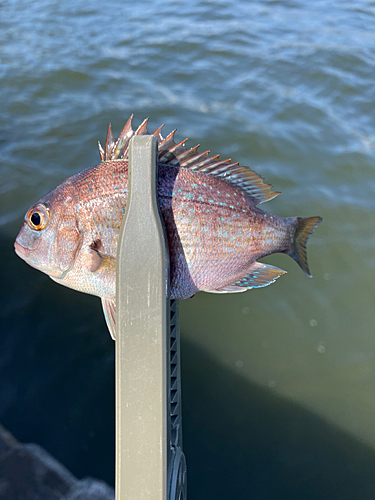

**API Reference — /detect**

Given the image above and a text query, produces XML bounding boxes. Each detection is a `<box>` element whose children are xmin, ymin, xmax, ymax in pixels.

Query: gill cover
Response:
<box><xmin>55</xmin><ymin>222</ymin><xmax>82</xmax><ymax>274</ymax></box>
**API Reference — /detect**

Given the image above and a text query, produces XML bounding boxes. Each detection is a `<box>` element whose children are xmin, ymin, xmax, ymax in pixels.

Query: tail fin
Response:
<box><xmin>288</xmin><ymin>216</ymin><xmax>322</xmax><ymax>277</ymax></box>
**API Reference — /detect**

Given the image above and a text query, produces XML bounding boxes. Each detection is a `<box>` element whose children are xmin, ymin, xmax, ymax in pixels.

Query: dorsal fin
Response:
<box><xmin>98</xmin><ymin>116</ymin><xmax>280</xmax><ymax>204</ymax></box>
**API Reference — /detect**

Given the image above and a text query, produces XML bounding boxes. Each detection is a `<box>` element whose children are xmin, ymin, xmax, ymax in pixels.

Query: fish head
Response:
<box><xmin>14</xmin><ymin>186</ymin><xmax>82</xmax><ymax>280</ymax></box>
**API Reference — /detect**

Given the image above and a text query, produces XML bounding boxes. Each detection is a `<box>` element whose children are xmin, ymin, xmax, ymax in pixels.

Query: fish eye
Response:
<box><xmin>31</xmin><ymin>212</ymin><xmax>41</xmax><ymax>226</ymax></box>
<box><xmin>27</xmin><ymin>203</ymin><xmax>49</xmax><ymax>231</ymax></box>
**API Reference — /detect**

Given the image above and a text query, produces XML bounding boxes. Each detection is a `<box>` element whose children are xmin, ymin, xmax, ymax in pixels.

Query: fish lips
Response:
<box><xmin>14</xmin><ymin>236</ymin><xmax>43</xmax><ymax>265</ymax></box>
<box><xmin>14</xmin><ymin>239</ymin><xmax>28</xmax><ymax>258</ymax></box>
<box><xmin>14</xmin><ymin>226</ymin><xmax>51</xmax><ymax>273</ymax></box>
<box><xmin>14</xmin><ymin>222</ymin><xmax>40</xmax><ymax>257</ymax></box>
<box><xmin>14</xmin><ymin>239</ymin><xmax>65</xmax><ymax>279</ymax></box>
<box><xmin>14</xmin><ymin>239</ymin><xmax>41</xmax><ymax>271</ymax></box>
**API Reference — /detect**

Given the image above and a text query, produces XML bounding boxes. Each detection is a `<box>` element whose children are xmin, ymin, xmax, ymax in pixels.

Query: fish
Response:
<box><xmin>14</xmin><ymin>116</ymin><xmax>322</xmax><ymax>340</ymax></box>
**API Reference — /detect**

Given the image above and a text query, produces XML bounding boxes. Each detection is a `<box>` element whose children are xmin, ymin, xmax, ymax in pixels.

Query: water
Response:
<box><xmin>1</xmin><ymin>0</ymin><xmax>375</xmax><ymax>497</ymax></box>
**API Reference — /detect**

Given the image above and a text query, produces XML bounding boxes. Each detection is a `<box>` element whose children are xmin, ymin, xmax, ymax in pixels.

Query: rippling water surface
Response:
<box><xmin>1</xmin><ymin>0</ymin><xmax>375</xmax><ymax>497</ymax></box>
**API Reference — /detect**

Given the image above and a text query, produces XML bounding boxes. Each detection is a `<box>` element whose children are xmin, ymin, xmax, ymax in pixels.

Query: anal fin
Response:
<box><xmin>208</xmin><ymin>262</ymin><xmax>286</xmax><ymax>294</ymax></box>
<box><xmin>101</xmin><ymin>298</ymin><xmax>116</xmax><ymax>340</ymax></box>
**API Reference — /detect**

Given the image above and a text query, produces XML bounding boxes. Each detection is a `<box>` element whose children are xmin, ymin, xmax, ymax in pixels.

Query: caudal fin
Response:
<box><xmin>288</xmin><ymin>216</ymin><xmax>322</xmax><ymax>277</ymax></box>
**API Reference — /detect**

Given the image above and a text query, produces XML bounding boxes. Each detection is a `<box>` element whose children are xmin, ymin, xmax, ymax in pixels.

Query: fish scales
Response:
<box><xmin>158</xmin><ymin>165</ymin><xmax>289</xmax><ymax>295</ymax></box>
<box><xmin>14</xmin><ymin>117</ymin><xmax>322</xmax><ymax>339</ymax></box>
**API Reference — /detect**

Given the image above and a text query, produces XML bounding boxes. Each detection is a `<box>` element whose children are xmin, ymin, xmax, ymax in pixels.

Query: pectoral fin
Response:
<box><xmin>83</xmin><ymin>243</ymin><xmax>116</xmax><ymax>274</ymax></box>
<box><xmin>101</xmin><ymin>298</ymin><xmax>116</xmax><ymax>340</ymax></box>
<box><xmin>208</xmin><ymin>263</ymin><xmax>286</xmax><ymax>294</ymax></box>
<box><xmin>82</xmin><ymin>248</ymin><xmax>103</xmax><ymax>272</ymax></box>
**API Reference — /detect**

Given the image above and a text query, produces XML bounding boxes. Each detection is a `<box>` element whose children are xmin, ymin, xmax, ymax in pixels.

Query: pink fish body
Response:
<box><xmin>15</xmin><ymin>117</ymin><xmax>322</xmax><ymax>339</ymax></box>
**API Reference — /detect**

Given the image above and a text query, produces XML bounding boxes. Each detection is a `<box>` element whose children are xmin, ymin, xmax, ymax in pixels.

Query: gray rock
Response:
<box><xmin>61</xmin><ymin>479</ymin><xmax>114</xmax><ymax>500</ymax></box>
<box><xmin>0</xmin><ymin>424</ymin><xmax>114</xmax><ymax>500</ymax></box>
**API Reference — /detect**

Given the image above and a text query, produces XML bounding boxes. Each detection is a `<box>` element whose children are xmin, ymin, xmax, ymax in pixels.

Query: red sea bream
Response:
<box><xmin>14</xmin><ymin>116</ymin><xmax>322</xmax><ymax>339</ymax></box>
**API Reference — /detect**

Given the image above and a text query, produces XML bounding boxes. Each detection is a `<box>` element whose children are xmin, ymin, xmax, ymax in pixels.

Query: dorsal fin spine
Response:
<box><xmin>98</xmin><ymin>116</ymin><xmax>280</xmax><ymax>205</ymax></box>
<box><xmin>98</xmin><ymin>141</ymin><xmax>105</xmax><ymax>162</ymax></box>
<box><xmin>104</xmin><ymin>124</ymin><xmax>115</xmax><ymax>160</ymax></box>
<box><xmin>178</xmin><ymin>144</ymin><xmax>200</xmax><ymax>163</ymax></box>
<box><xmin>136</xmin><ymin>118</ymin><xmax>149</xmax><ymax>135</ymax></box>
<box><xmin>152</xmin><ymin>124</ymin><xmax>164</xmax><ymax>142</ymax></box>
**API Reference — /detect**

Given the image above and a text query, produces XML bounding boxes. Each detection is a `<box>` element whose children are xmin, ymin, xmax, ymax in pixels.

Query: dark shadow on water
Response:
<box><xmin>2</xmin><ymin>229</ymin><xmax>375</xmax><ymax>499</ymax></box>
<box><xmin>181</xmin><ymin>340</ymin><xmax>375</xmax><ymax>500</ymax></box>
<box><xmin>1</xmin><ymin>229</ymin><xmax>116</xmax><ymax>485</ymax></box>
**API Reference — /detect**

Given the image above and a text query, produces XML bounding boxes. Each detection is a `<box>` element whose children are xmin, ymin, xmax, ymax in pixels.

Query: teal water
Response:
<box><xmin>1</xmin><ymin>0</ymin><xmax>375</xmax><ymax>497</ymax></box>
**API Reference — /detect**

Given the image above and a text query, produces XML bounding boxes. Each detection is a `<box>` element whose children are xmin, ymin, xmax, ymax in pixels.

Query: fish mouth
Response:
<box><xmin>14</xmin><ymin>239</ymin><xmax>69</xmax><ymax>278</ymax></box>
<box><xmin>14</xmin><ymin>240</ymin><xmax>40</xmax><ymax>271</ymax></box>
<box><xmin>15</xmin><ymin>236</ymin><xmax>71</xmax><ymax>279</ymax></box>
<box><xmin>14</xmin><ymin>240</ymin><xmax>39</xmax><ymax>269</ymax></box>
<box><xmin>14</xmin><ymin>240</ymin><xmax>29</xmax><ymax>259</ymax></box>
